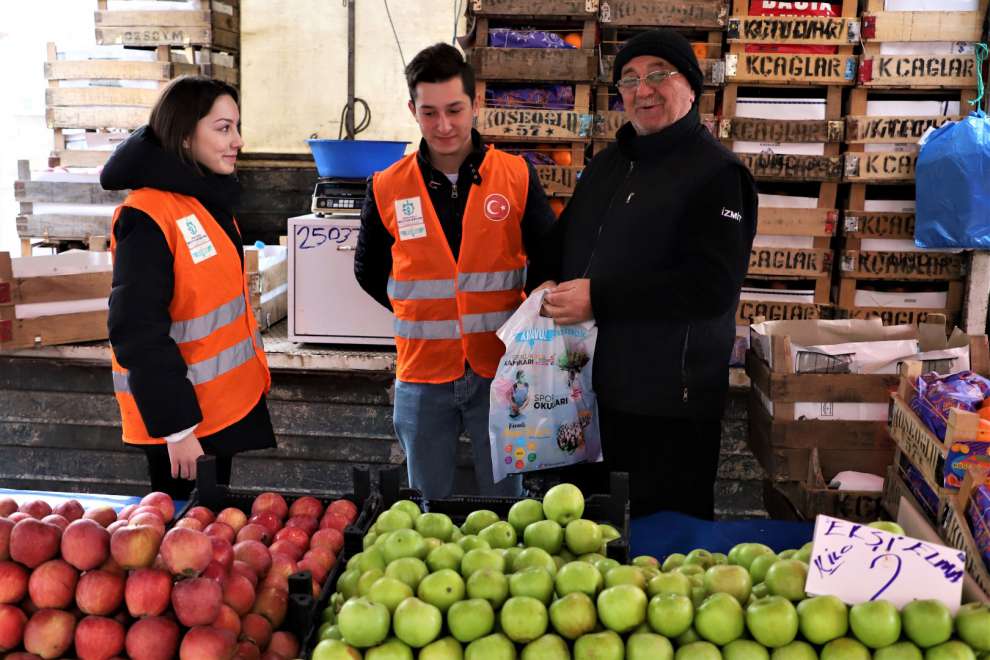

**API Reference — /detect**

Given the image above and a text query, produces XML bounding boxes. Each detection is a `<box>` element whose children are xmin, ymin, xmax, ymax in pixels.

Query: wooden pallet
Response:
<box><xmin>469</xmin><ymin>16</ymin><xmax>597</xmax><ymax>82</ymax></box>
<box><xmin>94</xmin><ymin>0</ymin><xmax>239</xmax><ymax>52</ymax></box>
<box><xmin>597</xmin><ymin>0</ymin><xmax>728</xmax><ymax>30</ymax></box>
<box><xmin>471</xmin><ymin>0</ymin><xmax>599</xmax><ymax>18</ymax></box>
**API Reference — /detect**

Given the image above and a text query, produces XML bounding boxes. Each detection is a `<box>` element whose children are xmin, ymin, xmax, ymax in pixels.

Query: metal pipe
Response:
<box><xmin>346</xmin><ymin>0</ymin><xmax>356</xmax><ymax>139</ymax></box>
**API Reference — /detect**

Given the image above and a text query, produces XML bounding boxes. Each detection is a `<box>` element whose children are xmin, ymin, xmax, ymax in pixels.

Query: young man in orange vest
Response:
<box><xmin>355</xmin><ymin>44</ymin><xmax>559</xmax><ymax>498</ymax></box>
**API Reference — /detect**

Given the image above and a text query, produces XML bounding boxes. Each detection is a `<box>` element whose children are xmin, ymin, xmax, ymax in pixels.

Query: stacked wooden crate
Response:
<box><xmin>468</xmin><ymin>0</ymin><xmax>598</xmax><ymax>214</ymax></box>
<box><xmin>592</xmin><ymin>0</ymin><xmax>728</xmax><ymax>153</ymax></box>
<box><xmin>835</xmin><ymin>0</ymin><xmax>986</xmax><ymax>327</ymax></box>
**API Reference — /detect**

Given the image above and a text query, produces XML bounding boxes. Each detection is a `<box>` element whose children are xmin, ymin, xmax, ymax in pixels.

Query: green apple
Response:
<box><xmin>463</xmin><ymin>510</ymin><xmax>500</xmax><ymax>535</ymax></box>
<box><xmin>338</xmin><ymin>597</ymin><xmax>391</xmax><ymax>648</ymax></box>
<box><xmin>627</xmin><ymin>632</ymin><xmax>674</xmax><ymax>660</ymax></box>
<box><xmin>601</xmin><ymin>525</ymin><xmax>622</xmax><ymax>544</ymax></box>
<box><xmin>676</xmin><ymin>627</ymin><xmax>702</xmax><ymax>646</ymax></box>
<box><xmin>461</xmin><ymin>548</ymin><xmax>505</xmax><ymax>578</ymax></box>
<box><xmin>771</xmin><ymin>641</ymin><xmax>818</xmax><ymax>660</ymax></box>
<box><xmin>319</xmin><ymin>623</ymin><xmax>341</xmax><ymax>640</ymax></box>
<box><xmin>822</xmin><ymin>637</ymin><xmax>872</xmax><ymax>660</ymax></box>
<box><xmin>649</xmin><ymin>571</ymin><xmax>692</xmax><ymax>597</ymax></box>
<box><xmin>778</xmin><ymin>550</ymin><xmax>797</xmax><ymax>560</ymax></box>
<box><xmin>691</xmin><ymin>584</ymin><xmax>708</xmax><ymax>609</ymax></box>
<box><xmin>503</xmin><ymin>547</ymin><xmax>523</xmax><ymax>572</ymax></box>
<box><xmin>729</xmin><ymin>543</ymin><xmax>776</xmax><ymax>570</ymax></box>
<box><xmin>355</xmin><ymin>567</ymin><xmax>383</xmax><ymax>594</ymax></box>
<box><xmin>850</xmin><ymin>600</ymin><xmax>901</xmax><ymax>649</ymax></box>
<box><xmin>391</xmin><ymin>500</ymin><xmax>421</xmax><ymax>522</ymax></box>
<box><xmin>694</xmin><ymin>592</ymin><xmax>745</xmax><ymax>645</ymax></box>
<box><xmin>725</xmin><ymin>639</ymin><xmax>771</xmax><ymax>660</ymax></box>
<box><xmin>367</xmin><ymin>576</ymin><xmax>414</xmax><ymax>614</ymax></box>
<box><xmin>464</xmin><ymin>633</ymin><xmax>515</xmax><ymax>660</ymax></box>
<box><xmin>312</xmin><ymin>638</ymin><xmax>362</xmax><ymax>660</ymax></box>
<box><xmin>675</xmin><ymin>641</ymin><xmax>722</xmax><ymax>660</ymax></box>
<box><xmin>876</xmin><ymin>641</ymin><xmax>924</xmax><ymax>660</ymax></box>
<box><xmin>764</xmin><ymin>560</ymin><xmax>808</xmax><ymax>601</ymax></box>
<box><xmin>417</xmin><ymin>568</ymin><xmax>465</xmax><ymax>613</ymax></box>
<box><xmin>555</xmin><ymin>560</ymin><xmax>604</xmax><ymax>597</ymax></box>
<box><xmin>902</xmin><ymin>599</ymin><xmax>953</xmax><ymax>648</ymax></box>
<box><xmin>427</xmin><ymin>542</ymin><xmax>465</xmax><ymax>573</ymax></box>
<box><xmin>797</xmin><ymin>594</ymin><xmax>848</xmax><ymax>644</ymax></box>
<box><xmin>419</xmin><ymin>637</ymin><xmax>464</xmax><ymax>660</ymax></box>
<box><xmin>509</xmin><ymin>566</ymin><xmax>555</xmax><ymax>604</ymax></box>
<box><xmin>521</xmin><ymin>634</ymin><xmax>569</xmax><ymax>660</ymax></box>
<box><xmin>663</xmin><ymin>553</ymin><xmax>687</xmax><ymax>572</ymax></box>
<box><xmin>365</xmin><ymin>637</ymin><xmax>414</xmax><ymax>660</ymax></box>
<box><xmin>955</xmin><ymin>602</ymin><xmax>990</xmax><ymax>651</ymax></box>
<box><xmin>678</xmin><ymin>564</ymin><xmax>706</xmax><ymax>578</ymax></box>
<box><xmin>597</xmin><ymin>584</ymin><xmax>648</xmax><ymax>633</ymax></box>
<box><xmin>384</xmin><ymin>557</ymin><xmax>429</xmax><ymax>590</ymax></box>
<box><xmin>377</xmin><ymin>509</ymin><xmax>414</xmax><ymax>533</ymax></box>
<box><xmin>466</xmin><ymin>568</ymin><xmax>509</xmax><ymax>609</ymax></box>
<box><xmin>713</xmin><ymin>553</ymin><xmax>729</xmax><ymax>565</ymax></box>
<box><xmin>542</xmin><ymin>483</ymin><xmax>585</xmax><ymax>526</ymax></box>
<box><xmin>392</xmin><ymin>597</ymin><xmax>441</xmax><ymax>648</ymax></box>
<box><xmin>352</xmin><ymin>548</ymin><xmax>386</xmax><ymax>574</ymax></box>
<box><xmin>549</xmin><ymin>591</ymin><xmax>597</xmax><ymax>639</ymax></box>
<box><xmin>479</xmin><ymin>521</ymin><xmax>517</xmax><ymax>549</ymax></box>
<box><xmin>868</xmin><ymin>521</ymin><xmax>905</xmax><ymax>535</ymax></box>
<box><xmin>605</xmin><ymin>565</ymin><xmax>647</xmax><ymax>590</ymax></box>
<box><xmin>926</xmin><ymin>641</ymin><xmax>977</xmax><ymax>660</ymax></box>
<box><xmin>500</xmin><ymin>596</ymin><xmax>549</xmax><ymax>644</ymax></box>
<box><xmin>595</xmin><ymin>557</ymin><xmax>621</xmax><ymax>579</ymax></box>
<box><xmin>794</xmin><ymin>542</ymin><xmax>814</xmax><ymax>564</ymax></box>
<box><xmin>457</xmin><ymin>535</ymin><xmax>491</xmax><ymax>553</ymax></box>
<box><xmin>746</xmin><ymin>595</ymin><xmax>798</xmax><ymax>648</ymax></box>
<box><xmin>574</xmin><ymin>631</ymin><xmax>624</xmax><ymax>660</ymax></box>
<box><xmin>513</xmin><ymin>547</ymin><xmax>556</xmax><ymax>576</ymax></box>
<box><xmin>523</xmin><ymin>519</ymin><xmax>564</xmax><ymax>555</ymax></box>
<box><xmin>448</xmin><ymin>598</ymin><xmax>495</xmax><ymax>643</ymax></box>
<box><xmin>565</xmin><ymin>519</ymin><xmax>603</xmax><ymax>555</ymax></box>
<box><xmin>338</xmin><ymin>568</ymin><xmax>362</xmax><ymax>600</ymax></box>
<box><xmin>364</xmin><ymin>532</ymin><xmax>378</xmax><ymax>550</ymax></box>
<box><xmin>704</xmin><ymin>564</ymin><xmax>753</xmax><ymax>604</ymax></box>
<box><xmin>749</xmin><ymin>555</ymin><xmax>779</xmax><ymax>585</ymax></box>
<box><xmin>508</xmin><ymin>499</ymin><xmax>545</xmax><ymax>535</ymax></box>
<box><xmin>752</xmin><ymin>582</ymin><xmax>770</xmax><ymax>600</ymax></box>
<box><xmin>423</xmin><ymin>537</ymin><xmax>443</xmax><ymax>554</ymax></box>
<box><xmin>648</xmin><ymin>593</ymin><xmax>694</xmax><ymax>638</ymax></box>
<box><xmin>381</xmin><ymin>528</ymin><xmax>427</xmax><ymax>564</ymax></box>
<box><xmin>416</xmin><ymin>513</ymin><xmax>454</xmax><ymax>542</ymax></box>
<box><xmin>685</xmin><ymin>549</ymin><xmax>715</xmax><ymax>569</ymax></box>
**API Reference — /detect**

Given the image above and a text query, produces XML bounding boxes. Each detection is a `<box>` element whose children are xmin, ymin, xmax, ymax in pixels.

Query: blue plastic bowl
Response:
<box><xmin>306</xmin><ymin>139</ymin><xmax>409</xmax><ymax>179</ymax></box>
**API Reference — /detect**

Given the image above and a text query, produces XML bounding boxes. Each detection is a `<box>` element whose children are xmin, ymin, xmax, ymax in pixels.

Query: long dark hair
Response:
<box><xmin>148</xmin><ymin>75</ymin><xmax>240</xmax><ymax>173</ymax></box>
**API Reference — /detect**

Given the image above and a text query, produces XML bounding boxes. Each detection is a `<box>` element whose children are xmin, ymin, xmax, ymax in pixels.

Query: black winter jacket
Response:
<box><xmin>101</xmin><ymin>126</ymin><xmax>274</xmax><ymax>450</ymax></box>
<box><xmin>554</xmin><ymin>109</ymin><xmax>757</xmax><ymax>419</ymax></box>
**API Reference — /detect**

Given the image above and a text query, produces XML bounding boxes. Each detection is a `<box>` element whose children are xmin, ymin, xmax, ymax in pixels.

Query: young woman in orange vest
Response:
<box><xmin>101</xmin><ymin>76</ymin><xmax>274</xmax><ymax>499</ymax></box>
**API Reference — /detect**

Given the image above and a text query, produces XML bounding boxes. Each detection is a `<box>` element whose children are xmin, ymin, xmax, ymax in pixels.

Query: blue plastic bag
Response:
<box><xmin>915</xmin><ymin>110</ymin><xmax>990</xmax><ymax>248</ymax></box>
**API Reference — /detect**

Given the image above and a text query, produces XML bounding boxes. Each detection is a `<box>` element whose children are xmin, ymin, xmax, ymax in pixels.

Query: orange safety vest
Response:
<box><xmin>109</xmin><ymin>189</ymin><xmax>271</xmax><ymax>445</ymax></box>
<box><xmin>375</xmin><ymin>148</ymin><xmax>530</xmax><ymax>383</ymax></box>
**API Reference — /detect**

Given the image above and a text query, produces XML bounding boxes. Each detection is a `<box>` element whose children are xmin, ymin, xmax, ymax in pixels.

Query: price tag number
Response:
<box><xmin>297</xmin><ymin>225</ymin><xmax>354</xmax><ymax>250</ymax></box>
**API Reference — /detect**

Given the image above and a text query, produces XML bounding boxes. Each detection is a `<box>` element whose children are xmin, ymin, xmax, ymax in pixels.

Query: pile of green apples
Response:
<box><xmin>310</xmin><ymin>489</ymin><xmax>990</xmax><ymax>660</ymax></box>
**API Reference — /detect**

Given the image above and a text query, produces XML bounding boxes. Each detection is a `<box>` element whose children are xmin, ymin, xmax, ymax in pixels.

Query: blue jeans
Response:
<box><xmin>394</xmin><ymin>366</ymin><xmax>523</xmax><ymax>500</ymax></box>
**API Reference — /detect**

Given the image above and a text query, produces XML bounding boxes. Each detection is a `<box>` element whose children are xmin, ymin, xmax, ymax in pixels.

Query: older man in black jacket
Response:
<box><xmin>544</xmin><ymin>29</ymin><xmax>757</xmax><ymax>519</ymax></box>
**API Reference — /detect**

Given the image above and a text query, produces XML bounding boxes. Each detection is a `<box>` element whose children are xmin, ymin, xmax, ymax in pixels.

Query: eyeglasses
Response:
<box><xmin>616</xmin><ymin>70</ymin><xmax>680</xmax><ymax>91</ymax></box>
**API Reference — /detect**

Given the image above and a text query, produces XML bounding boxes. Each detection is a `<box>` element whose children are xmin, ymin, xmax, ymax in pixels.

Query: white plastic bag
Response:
<box><xmin>489</xmin><ymin>290</ymin><xmax>602</xmax><ymax>482</ymax></box>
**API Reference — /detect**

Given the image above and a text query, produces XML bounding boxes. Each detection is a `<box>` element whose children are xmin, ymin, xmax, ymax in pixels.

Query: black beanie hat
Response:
<box><xmin>612</xmin><ymin>28</ymin><xmax>704</xmax><ymax>100</ymax></box>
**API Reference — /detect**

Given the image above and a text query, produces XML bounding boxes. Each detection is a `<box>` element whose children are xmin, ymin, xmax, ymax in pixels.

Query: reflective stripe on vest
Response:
<box><xmin>394</xmin><ymin>319</ymin><xmax>462</xmax><ymax>340</ymax></box>
<box><xmin>462</xmin><ymin>310</ymin><xmax>514</xmax><ymax>334</ymax></box>
<box><xmin>457</xmin><ymin>267</ymin><xmax>526</xmax><ymax>293</ymax></box>
<box><xmin>387</xmin><ymin>278</ymin><xmax>456</xmax><ymax>300</ymax></box>
<box><xmin>169</xmin><ymin>294</ymin><xmax>246</xmax><ymax>344</ymax></box>
<box><xmin>114</xmin><ymin>334</ymin><xmax>262</xmax><ymax>394</ymax></box>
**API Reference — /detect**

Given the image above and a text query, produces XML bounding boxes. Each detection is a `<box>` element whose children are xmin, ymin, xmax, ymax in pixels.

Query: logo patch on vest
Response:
<box><xmin>484</xmin><ymin>193</ymin><xmax>511</xmax><ymax>222</ymax></box>
<box><xmin>176</xmin><ymin>214</ymin><xmax>217</xmax><ymax>264</ymax></box>
<box><xmin>395</xmin><ymin>196</ymin><xmax>427</xmax><ymax>240</ymax></box>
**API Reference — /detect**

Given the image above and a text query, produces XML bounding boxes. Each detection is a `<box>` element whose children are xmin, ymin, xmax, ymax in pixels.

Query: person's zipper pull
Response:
<box><xmin>450</xmin><ymin>185</ymin><xmax>458</xmax><ymax>200</ymax></box>
<box><xmin>682</xmin><ymin>387</ymin><xmax>689</xmax><ymax>403</ymax></box>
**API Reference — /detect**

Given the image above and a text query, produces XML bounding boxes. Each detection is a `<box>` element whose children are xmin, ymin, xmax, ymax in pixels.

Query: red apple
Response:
<box><xmin>19</xmin><ymin>500</ymin><xmax>52</xmax><ymax>520</ymax></box>
<box><xmin>117</xmin><ymin>504</ymin><xmax>138</xmax><ymax>521</ymax></box>
<box><xmin>201</xmin><ymin>560</ymin><xmax>227</xmax><ymax>586</ymax></box>
<box><xmin>110</xmin><ymin>525</ymin><xmax>159</xmax><ymax>570</ymax></box>
<box><xmin>319</xmin><ymin>512</ymin><xmax>350</xmax><ymax>532</ymax></box>
<box><xmin>106</xmin><ymin>520</ymin><xmax>128</xmax><ymax>535</ymax></box>
<box><xmin>284</xmin><ymin>516</ymin><xmax>318</xmax><ymax>537</ymax></box>
<box><xmin>205</xmin><ymin>522</ymin><xmax>236</xmax><ymax>544</ymax></box>
<box><xmin>216</xmin><ymin>508</ymin><xmax>248</xmax><ymax>534</ymax></box>
<box><xmin>328</xmin><ymin>498</ymin><xmax>358</xmax><ymax>521</ymax></box>
<box><xmin>40</xmin><ymin>515</ymin><xmax>68</xmax><ymax>532</ymax></box>
<box><xmin>297</xmin><ymin>556</ymin><xmax>329</xmax><ymax>584</ymax></box>
<box><xmin>233</xmin><ymin>541</ymin><xmax>271</xmax><ymax>577</ymax></box>
<box><xmin>161</xmin><ymin>527</ymin><xmax>213</xmax><ymax>577</ymax></box>
<box><xmin>305</xmin><ymin>546</ymin><xmax>336</xmax><ymax>572</ymax></box>
<box><xmin>268</xmin><ymin>554</ymin><xmax>298</xmax><ymax>582</ymax></box>
<box><xmin>0</xmin><ymin>517</ymin><xmax>13</xmax><ymax>560</ymax></box>
<box><xmin>171</xmin><ymin>577</ymin><xmax>222</xmax><ymax>627</ymax></box>
<box><xmin>76</xmin><ymin>569</ymin><xmax>125</xmax><ymax>616</ymax></box>
<box><xmin>238</xmin><ymin>613</ymin><xmax>272</xmax><ymax>649</ymax></box>
<box><xmin>268</xmin><ymin>631</ymin><xmax>299</xmax><ymax>660</ymax></box>
<box><xmin>74</xmin><ymin>615</ymin><xmax>124</xmax><ymax>660</ymax></box>
<box><xmin>230</xmin><ymin>560</ymin><xmax>258</xmax><ymax>588</ymax></box>
<box><xmin>211</xmin><ymin>537</ymin><xmax>234</xmax><ymax>570</ymax></box>
<box><xmin>52</xmin><ymin>499</ymin><xmax>84</xmax><ymax>522</ymax></box>
<box><xmin>125</xmin><ymin>616</ymin><xmax>179</xmax><ymax>660</ymax></box>
<box><xmin>125</xmin><ymin>568</ymin><xmax>172</xmax><ymax>617</ymax></box>
<box><xmin>261</xmin><ymin>651</ymin><xmax>287</xmax><ymax>660</ymax></box>
<box><xmin>180</xmin><ymin>625</ymin><xmax>236</xmax><ymax>660</ymax></box>
<box><xmin>61</xmin><ymin>519</ymin><xmax>110</xmax><ymax>571</ymax></box>
<box><xmin>23</xmin><ymin>608</ymin><xmax>74</xmax><ymax>659</ymax></box>
<box><xmin>213</xmin><ymin>604</ymin><xmax>241</xmax><ymax>636</ymax></box>
<box><xmin>236</xmin><ymin>524</ymin><xmax>270</xmax><ymax>546</ymax></box>
<box><xmin>261</xmin><ymin>571</ymin><xmax>289</xmax><ymax>593</ymax></box>
<box><xmin>9</xmin><ymin>519</ymin><xmax>61</xmax><ymax>568</ymax></box>
<box><xmin>251</xmin><ymin>493</ymin><xmax>288</xmax><ymax>521</ymax></box>
<box><xmin>185</xmin><ymin>506</ymin><xmax>216</xmax><ymax>528</ymax></box>
<box><xmin>272</xmin><ymin>526</ymin><xmax>309</xmax><ymax>552</ymax></box>
<box><xmin>310</xmin><ymin>528</ymin><xmax>344</xmax><ymax>554</ymax></box>
<box><xmin>0</xmin><ymin>604</ymin><xmax>27</xmax><ymax>652</ymax></box>
<box><xmin>129</xmin><ymin>512</ymin><xmax>166</xmax><ymax>539</ymax></box>
<box><xmin>28</xmin><ymin>559</ymin><xmax>78</xmax><ymax>609</ymax></box>
<box><xmin>247</xmin><ymin>512</ymin><xmax>281</xmax><ymax>536</ymax></box>
<box><xmin>7</xmin><ymin>512</ymin><xmax>31</xmax><ymax>524</ymax></box>
<box><xmin>234</xmin><ymin>640</ymin><xmax>261</xmax><ymax>660</ymax></box>
<box><xmin>251</xmin><ymin>586</ymin><xmax>287</xmax><ymax>628</ymax></box>
<box><xmin>99</xmin><ymin>555</ymin><xmax>125</xmax><ymax>576</ymax></box>
<box><xmin>267</xmin><ymin>540</ymin><xmax>303</xmax><ymax>562</ymax></box>
<box><xmin>289</xmin><ymin>496</ymin><xmax>323</xmax><ymax>520</ymax></box>
<box><xmin>83</xmin><ymin>506</ymin><xmax>117</xmax><ymax>528</ymax></box>
<box><xmin>0</xmin><ymin>497</ymin><xmax>17</xmax><ymax>517</ymax></box>
<box><xmin>0</xmin><ymin>561</ymin><xmax>29</xmax><ymax>603</ymax></box>
<box><xmin>175</xmin><ymin>517</ymin><xmax>205</xmax><ymax>531</ymax></box>
<box><xmin>140</xmin><ymin>492</ymin><xmax>175</xmax><ymax>523</ymax></box>
<box><xmin>222</xmin><ymin>574</ymin><xmax>255</xmax><ymax>616</ymax></box>
<box><xmin>131</xmin><ymin>505</ymin><xmax>166</xmax><ymax>522</ymax></box>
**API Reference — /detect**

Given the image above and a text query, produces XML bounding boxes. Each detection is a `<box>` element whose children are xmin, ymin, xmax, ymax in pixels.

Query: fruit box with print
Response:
<box><xmin>941</xmin><ymin>468</ymin><xmax>990</xmax><ymax>602</ymax></box>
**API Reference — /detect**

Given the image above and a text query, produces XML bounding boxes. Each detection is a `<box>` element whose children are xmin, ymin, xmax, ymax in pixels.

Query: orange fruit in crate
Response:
<box><xmin>564</xmin><ymin>33</ymin><xmax>583</xmax><ymax>49</ymax></box>
<box><xmin>551</xmin><ymin>149</ymin><xmax>572</xmax><ymax>166</ymax></box>
<box><xmin>692</xmin><ymin>43</ymin><xmax>709</xmax><ymax>60</ymax></box>
<box><xmin>549</xmin><ymin>199</ymin><xmax>565</xmax><ymax>217</ymax></box>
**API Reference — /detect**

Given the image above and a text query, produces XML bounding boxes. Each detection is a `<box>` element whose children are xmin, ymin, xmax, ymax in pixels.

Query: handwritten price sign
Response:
<box><xmin>805</xmin><ymin>515</ymin><xmax>966</xmax><ymax>613</ymax></box>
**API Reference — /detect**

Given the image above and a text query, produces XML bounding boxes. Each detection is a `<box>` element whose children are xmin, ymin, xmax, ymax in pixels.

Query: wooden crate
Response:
<box><xmin>245</xmin><ymin>243</ymin><xmax>288</xmax><ymax>332</ymax></box>
<box><xmin>941</xmin><ymin>470</ymin><xmax>990</xmax><ymax>603</ymax></box>
<box><xmin>795</xmin><ymin>448</ymin><xmax>885</xmax><ymax>523</ymax></box>
<box><xmin>598</xmin><ymin>24</ymin><xmax>725</xmax><ymax>87</ymax></box>
<box><xmin>0</xmin><ymin>252</ymin><xmax>112</xmax><ymax>351</ymax></box>
<box><xmin>477</xmin><ymin>83</ymin><xmax>593</xmax><ymax>148</ymax></box>
<box><xmin>469</xmin><ymin>16</ymin><xmax>597</xmax><ymax>82</ymax></box>
<box><xmin>471</xmin><ymin>0</ymin><xmax>598</xmax><ymax>18</ymax></box>
<box><xmin>597</xmin><ymin>0</ymin><xmax>728</xmax><ymax>30</ymax></box>
<box><xmin>94</xmin><ymin>0</ymin><xmax>239</xmax><ymax>52</ymax></box>
<box><xmin>491</xmin><ymin>143</ymin><xmax>586</xmax><ymax>197</ymax></box>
